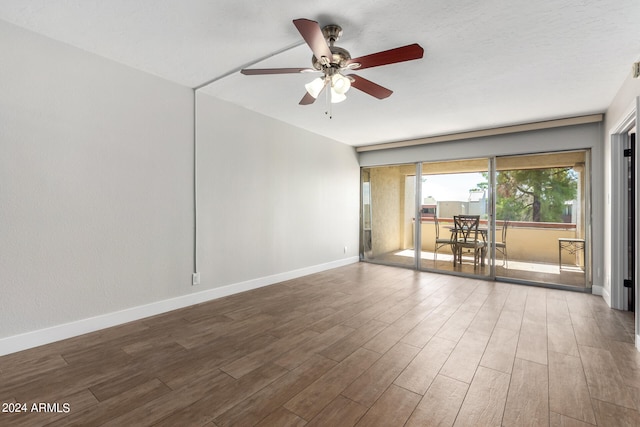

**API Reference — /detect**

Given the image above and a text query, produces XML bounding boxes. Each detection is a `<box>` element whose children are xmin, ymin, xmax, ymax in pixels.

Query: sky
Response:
<box><xmin>422</xmin><ymin>172</ymin><xmax>486</xmax><ymax>202</ymax></box>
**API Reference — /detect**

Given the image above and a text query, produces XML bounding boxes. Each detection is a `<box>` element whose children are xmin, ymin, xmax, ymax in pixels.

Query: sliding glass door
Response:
<box><xmin>494</xmin><ymin>151</ymin><xmax>590</xmax><ymax>288</ymax></box>
<box><xmin>361</xmin><ymin>164</ymin><xmax>418</xmax><ymax>268</ymax></box>
<box><xmin>360</xmin><ymin>150</ymin><xmax>591</xmax><ymax>289</ymax></box>
<box><xmin>418</xmin><ymin>158</ymin><xmax>491</xmax><ymax>278</ymax></box>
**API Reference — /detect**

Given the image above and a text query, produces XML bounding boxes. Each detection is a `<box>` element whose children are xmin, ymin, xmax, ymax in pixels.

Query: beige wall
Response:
<box><xmin>420</xmin><ymin>221</ymin><xmax>582</xmax><ymax>265</ymax></box>
<box><xmin>368</xmin><ymin>165</ymin><xmax>418</xmax><ymax>257</ymax></box>
<box><xmin>370</xmin><ymin>166</ymin><xmax>403</xmax><ymax>256</ymax></box>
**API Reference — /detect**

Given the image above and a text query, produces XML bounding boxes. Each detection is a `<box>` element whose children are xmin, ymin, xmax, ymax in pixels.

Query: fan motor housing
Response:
<box><xmin>311</xmin><ymin>24</ymin><xmax>351</xmax><ymax>71</ymax></box>
<box><xmin>311</xmin><ymin>46</ymin><xmax>351</xmax><ymax>70</ymax></box>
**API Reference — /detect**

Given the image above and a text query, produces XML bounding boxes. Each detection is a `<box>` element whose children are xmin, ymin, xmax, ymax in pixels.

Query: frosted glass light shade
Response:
<box><xmin>304</xmin><ymin>77</ymin><xmax>325</xmax><ymax>98</ymax></box>
<box><xmin>330</xmin><ymin>89</ymin><xmax>347</xmax><ymax>103</ymax></box>
<box><xmin>331</xmin><ymin>74</ymin><xmax>351</xmax><ymax>94</ymax></box>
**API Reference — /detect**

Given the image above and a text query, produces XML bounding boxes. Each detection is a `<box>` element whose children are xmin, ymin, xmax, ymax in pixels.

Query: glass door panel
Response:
<box><xmin>494</xmin><ymin>150</ymin><xmax>590</xmax><ymax>288</ymax></box>
<box><xmin>419</xmin><ymin>158</ymin><xmax>491</xmax><ymax>278</ymax></box>
<box><xmin>361</xmin><ymin>164</ymin><xmax>417</xmax><ymax>268</ymax></box>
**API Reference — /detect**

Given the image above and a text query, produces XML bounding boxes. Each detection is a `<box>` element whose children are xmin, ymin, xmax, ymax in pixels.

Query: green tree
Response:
<box><xmin>495</xmin><ymin>168</ymin><xmax>577</xmax><ymax>222</ymax></box>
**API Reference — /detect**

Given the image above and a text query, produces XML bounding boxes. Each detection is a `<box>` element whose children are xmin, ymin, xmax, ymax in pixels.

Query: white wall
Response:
<box><xmin>0</xmin><ymin>21</ymin><xmax>195</xmax><ymax>347</ymax></box>
<box><xmin>0</xmin><ymin>21</ymin><xmax>360</xmax><ymax>355</ymax></box>
<box><xmin>605</xmin><ymin>73</ymin><xmax>640</xmax><ymax>133</ymax></box>
<box><xmin>195</xmin><ymin>94</ymin><xmax>360</xmax><ymax>289</ymax></box>
<box><xmin>358</xmin><ymin>124</ymin><xmax>602</xmax><ymax>167</ymax></box>
<box><xmin>603</xmin><ymin>72</ymin><xmax>640</xmax><ymax>312</ymax></box>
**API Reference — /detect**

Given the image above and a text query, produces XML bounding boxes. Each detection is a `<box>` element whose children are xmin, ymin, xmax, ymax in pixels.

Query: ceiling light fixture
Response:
<box><xmin>241</xmin><ymin>19</ymin><xmax>424</xmax><ymax>113</ymax></box>
<box><xmin>242</xmin><ymin>19</ymin><xmax>423</xmax><ymax>119</ymax></box>
<box><xmin>303</xmin><ymin>72</ymin><xmax>352</xmax><ymax>118</ymax></box>
<box><xmin>304</xmin><ymin>77</ymin><xmax>326</xmax><ymax>98</ymax></box>
<box><xmin>304</xmin><ymin>72</ymin><xmax>351</xmax><ymax>103</ymax></box>
<box><xmin>330</xmin><ymin>73</ymin><xmax>350</xmax><ymax>103</ymax></box>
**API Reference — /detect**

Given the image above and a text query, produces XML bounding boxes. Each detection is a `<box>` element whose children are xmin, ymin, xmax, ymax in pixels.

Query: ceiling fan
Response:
<box><xmin>241</xmin><ymin>19</ymin><xmax>424</xmax><ymax>106</ymax></box>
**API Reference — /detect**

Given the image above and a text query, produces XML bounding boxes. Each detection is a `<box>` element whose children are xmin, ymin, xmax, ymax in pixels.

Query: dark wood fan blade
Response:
<box><xmin>348</xmin><ymin>43</ymin><xmax>424</xmax><ymax>70</ymax></box>
<box><xmin>299</xmin><ymin>92</ymin><xmax>317</xmax><ymax>105</ymax></box>
<box><xmin>348</xmin><ymin>75</ymin><xmax>393</xmax><ymax>99</ymax></box>
<box><xmin>293</xmin><ymin>19</ymin><xmax>332</xmax><ymax>62</ymax></box>
<box><xmin>299</xmin><ymin>82</ymin><xmax>327</xmax><ymax>105</ymax></box>
<box><xmin>241</xmin><ymin>68</ymin><xmax>313</xmax><ymax>75</ymax></box>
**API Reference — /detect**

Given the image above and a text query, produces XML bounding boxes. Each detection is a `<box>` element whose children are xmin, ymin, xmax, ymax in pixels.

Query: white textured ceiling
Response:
<box><xmin>1</xmin><ymin>0</ymin><xmax>639</xmax><ymax>146</ymax></box>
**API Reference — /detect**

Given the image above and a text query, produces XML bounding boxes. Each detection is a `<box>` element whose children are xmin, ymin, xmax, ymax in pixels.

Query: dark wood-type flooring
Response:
<box><xmin>1</xmin><ymin>263</ymin><xmax>638</xmax><ymax>426</ymax></box>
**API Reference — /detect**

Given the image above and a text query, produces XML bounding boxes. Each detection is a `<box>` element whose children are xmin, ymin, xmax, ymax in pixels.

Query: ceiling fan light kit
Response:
<box><xmin>241</xmin><ymin>18</ymin><xmax>424</xmax><ymax>115</ymax></box>
<box><xmin>304</xmin><ymin>77</ymin><xmax>325</xmax><ymax>98</ymax></box>
<box><xmin>331</xmin><ymin>73</ymin><xmax>351</xmax><ymax>95</ymax></box>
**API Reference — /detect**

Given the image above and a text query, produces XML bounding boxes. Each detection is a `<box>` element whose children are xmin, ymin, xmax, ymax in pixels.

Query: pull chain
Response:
<box><xmin>329</xmin><ymin>89</ymin><xmax>333</xmax><ymax>119</ymax></box>
<box><xmin>325</xmin><ymin>79</ymin><xmax>332</xmax><ymax>119</ymax></box>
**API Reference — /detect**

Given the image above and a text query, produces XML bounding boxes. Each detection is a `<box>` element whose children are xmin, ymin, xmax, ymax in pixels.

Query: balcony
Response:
<box><xmin>370</xmin><ymin>218</ymin><xmax>587</xmax><ymax>288</ymax></box>
<box><xmin>361</xmin><ymin>150</ymin><xmax>589</xmax><ymax>289</ymax></box>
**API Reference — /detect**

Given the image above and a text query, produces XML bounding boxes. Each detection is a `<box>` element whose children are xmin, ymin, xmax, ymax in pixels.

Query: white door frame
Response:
<box><xmin>609</xmin><ymin>98</ymin><xmax>639</xmax><ymax>348</ymax></box>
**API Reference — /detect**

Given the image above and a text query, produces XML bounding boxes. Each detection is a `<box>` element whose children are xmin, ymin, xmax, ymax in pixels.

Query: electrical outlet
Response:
<box><xmin>344</xmin><ymin>246</ymin><xmax>348</xmax><ymax>254</ymax></box>
<box><xmin>192</xmin><ymin>272</ymin><xmax>201</xmax><ymax>286</ymax></box>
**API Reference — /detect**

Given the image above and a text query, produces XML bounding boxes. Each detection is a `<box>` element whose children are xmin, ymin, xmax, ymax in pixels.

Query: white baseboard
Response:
<box><xmin>0</xmin><ymin>257</ymin><xmax>359</xmax><ymax>356</ymax></box>
<box><xmin>591</xmin><ymin>284</ymin><xmax>613</xmax><ymax>306</ymax></box>
<box><xmin>600</xmin><ymin>285</ymin><xmax>611</xmax><ymax>307</ymax></box>
<box><xmin>592</xmin><ymin>284</ymin><xmax>606</xmax><ymax>297</ymax></box>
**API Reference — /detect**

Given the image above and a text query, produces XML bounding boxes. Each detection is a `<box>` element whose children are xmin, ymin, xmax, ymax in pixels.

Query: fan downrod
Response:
<box><xmin>322</xmin><ymin>24</ymin><xmax>343</xmax><ymax>44</ymax></box>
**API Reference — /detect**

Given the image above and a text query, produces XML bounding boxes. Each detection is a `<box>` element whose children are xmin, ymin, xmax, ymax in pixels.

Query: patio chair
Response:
<box><xmin>496</xmin><ymin>219</ymin><xmax>509</xmax><ymax>267</ymax></box>
<box><xmin>433</xmin><ymin>216</ymin><xmax>454</xmax><ymax>261</ymax></box>
<box><xmin>453</xmin><ymin>215</ymin><xmax>486</xmax><ymax>268</ymax></box>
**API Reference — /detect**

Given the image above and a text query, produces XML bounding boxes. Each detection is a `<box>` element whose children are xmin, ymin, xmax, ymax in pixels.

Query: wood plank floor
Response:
<box><xmin>0</xmin><ymin>263</ymin><xmax>638</xmax><ymax>426</ymax></box>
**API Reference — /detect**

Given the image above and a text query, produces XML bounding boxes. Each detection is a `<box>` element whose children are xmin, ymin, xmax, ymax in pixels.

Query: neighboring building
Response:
<box><xmin>468</xmin><ymin>189</ymin><xmax>488</xmax><ymax>217</ymax></box>
<box><xmin>437</xmin><ymin>201</ymin><xmax>468</xmax><ymax>218</ymax></box>
<box><xmin>421</xmin><ymin>196</ymin><xmax>437</xmax><ymax>219</ymax></box>
<box><xmin>563</xmin><ymin>200</ymin><xmax>574</xmax><ymax>223</ymax></box>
